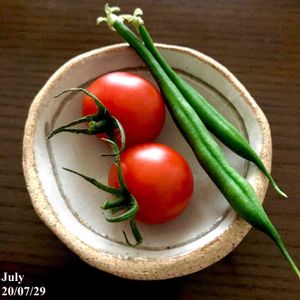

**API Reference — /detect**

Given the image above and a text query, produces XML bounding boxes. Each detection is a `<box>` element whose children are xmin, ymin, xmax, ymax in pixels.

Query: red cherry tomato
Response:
<box><xmin>82</xmin><ymin>72</ymin><xmax>165</xmax><ymax>147</ymax></box>
<box><xmin>108</xmin><ymin>143</ymin><xmax>194</xmax><ymax>224</ymax></box>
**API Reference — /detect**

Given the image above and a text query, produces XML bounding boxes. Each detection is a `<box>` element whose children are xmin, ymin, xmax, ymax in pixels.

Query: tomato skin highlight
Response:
<box><xmin>82</xmin><ymin>72</ymin><xmax>165</xmax><ymax>147</ymax></box>
<box><xmin>108</xmin><ymin>143</ymin><xmax>194</xmax><ymax>224</ymax></box>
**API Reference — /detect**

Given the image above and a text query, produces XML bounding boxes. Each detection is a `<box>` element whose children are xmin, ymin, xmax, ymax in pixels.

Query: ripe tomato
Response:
<box><xmin>108</xmin><ymin>143</ymin><xmax>194</xmax><ymax>224</ymax></box>
<box><xmin>82</xmin><ymin>72</ymin><xmax>165</xmax><ymax>147</ymax></box>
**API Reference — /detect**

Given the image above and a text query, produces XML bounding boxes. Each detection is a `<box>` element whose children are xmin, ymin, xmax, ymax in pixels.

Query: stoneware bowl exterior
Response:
<box><xmin>23</xmin><ymin>43</ymin><xmax>271</xmax><ymax>280</ymax></box>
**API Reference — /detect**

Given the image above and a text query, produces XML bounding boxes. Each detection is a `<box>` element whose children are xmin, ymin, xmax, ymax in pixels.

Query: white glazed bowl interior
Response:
<box><xmin>23</xmin><ymin>43</ymin><xmax>271</xmax><ymax>280</ymax></box>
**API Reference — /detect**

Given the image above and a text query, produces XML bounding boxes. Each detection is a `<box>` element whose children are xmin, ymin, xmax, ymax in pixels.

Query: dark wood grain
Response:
<box><xmin>0</xmin><ymin>0</ymin><xmax>299</xmax><ymax>299</ymax></box>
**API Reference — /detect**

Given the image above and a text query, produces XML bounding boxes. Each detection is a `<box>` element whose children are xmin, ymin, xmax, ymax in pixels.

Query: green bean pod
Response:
<box><xmin>137</xmin><ymin>24</ymin><xmax>286</xmax><ymax>198</ymax></box>
<box><xmin>97</xmin><ymin>5</ymin><xmax>299</xmax><ymax>278</ymax></box>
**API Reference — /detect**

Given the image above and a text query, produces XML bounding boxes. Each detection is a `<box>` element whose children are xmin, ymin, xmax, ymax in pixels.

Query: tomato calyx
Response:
<box><xmin>47</xmin><ymin>88</ymin><xmax>123</xmax><ymax>149</ymax></box>
<box><xmin>63</xmin><ymin>138</ymin><xmax>142</xmax><ymax>247</ymax></box>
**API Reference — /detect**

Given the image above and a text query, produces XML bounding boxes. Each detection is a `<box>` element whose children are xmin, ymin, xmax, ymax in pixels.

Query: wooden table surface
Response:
<box><xmin>1</xmin><ymin>0</ymin><xmax>299</xmax><ymax>299</ymax></box>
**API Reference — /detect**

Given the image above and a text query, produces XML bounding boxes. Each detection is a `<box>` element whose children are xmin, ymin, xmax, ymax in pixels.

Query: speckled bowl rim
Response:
<box><xmin>22</xmin><ymin>43</ymin><xmax>271</xmax><ymax>280</ymax></box>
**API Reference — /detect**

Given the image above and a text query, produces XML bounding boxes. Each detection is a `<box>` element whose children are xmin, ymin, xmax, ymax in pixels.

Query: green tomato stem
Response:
<box><xmin>123</xmin><ymin>218</ymin><xmax>143</xmax><ymax>247</ymax></box>
<box><xmin>63</xmin><ymin>167</ymin><xmax>121</xmax><ymax>197</ymax></box>
<box><xmin>102</xmin><ymin>197</ymin><xmax>125</xmax><ymax>210</ymax></box>
<box><xmin>104</xmin><ymin>198</ymin><xmax>138</xmax><ymax>222</ymax></box>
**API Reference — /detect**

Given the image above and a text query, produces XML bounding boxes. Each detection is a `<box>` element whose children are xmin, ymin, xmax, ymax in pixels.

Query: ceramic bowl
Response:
<box><xmin>23</xmin><ymin>43</ymin><xmax>271</xmax><ymax>280</ymax></box>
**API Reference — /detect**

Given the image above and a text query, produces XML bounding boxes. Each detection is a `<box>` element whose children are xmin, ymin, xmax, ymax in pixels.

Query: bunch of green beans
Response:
<box><xmin>138</xmin><ymin>23</ymin><xmax>286</xmax><ymax>198</ymax></box>
<box><xmin>121</xmin><ymin>8</ymin><xmax>286</xmax><ymax>199</ymax></box>
<box><xmin>97</xmin><ymin>4</ymin><xmax>299</xmax><ymax>278</ymax></box>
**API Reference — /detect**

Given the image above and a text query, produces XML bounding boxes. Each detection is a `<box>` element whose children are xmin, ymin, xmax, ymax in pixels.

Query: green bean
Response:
<box><xmin>97</xmin><ymin>4</ymin><xmax>299</xmax><ymax>278</ymax></box>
